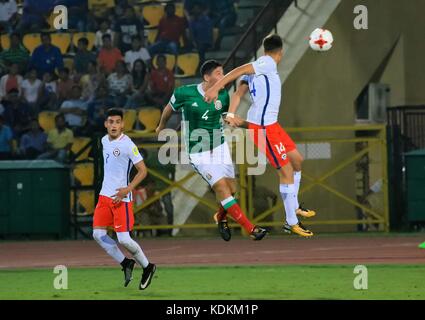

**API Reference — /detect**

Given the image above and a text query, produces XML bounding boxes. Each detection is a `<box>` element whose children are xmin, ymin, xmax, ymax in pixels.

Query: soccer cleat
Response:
<box><xmin>213</xmin><ymin>212</ymin><xmax>231</xmax><ymax>241</ymax></box>
<box><xmin>140</xmin><ymin>263</ymin><xmax>156</xmax><ymax>290</ymax></box>
<box><xmin>296</xmin><ymin>204</ymin><xmax>316</xmax><ymax>218</ymax></box>
<box><xmin>250</xmin><ymin>226</ymin><xmax>268</xmax><ymax>241</ymax></box>
<box><xmin>419</xmin><ymin>242</ymin><xmax>425</xmax><ymax>249</ymax></box>
<box><xmin>283</xmin><ymin>222</ymin><xmax>313</xmax><ymax>237</ymax></box>
<box><xmin>121</xmin><ymin>258</ymin><xmax>136</xmax><ymax>287</ymax></box>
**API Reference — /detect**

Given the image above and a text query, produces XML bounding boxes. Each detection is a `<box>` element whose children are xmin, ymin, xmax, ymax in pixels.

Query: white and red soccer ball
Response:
<box><xmin>309</xmin><ymin>28</ymin><xmax>334</xmax><ymax>52</ymax></box>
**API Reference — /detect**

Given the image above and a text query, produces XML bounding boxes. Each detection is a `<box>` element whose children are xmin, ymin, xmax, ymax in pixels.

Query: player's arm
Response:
<box><xmin>204</xmin><ymin>63</ymin><xmax>255</xmax><ymax>103</ymax></box>
<box><xmin>226</xmin><ymin>81</ymin><xmax>250</xmax><ymax>128</ymax></box>
<box><xmin>156</xmin><ymin>104</ymin><xmax>173</xmax><ymax>135</ymax></box>
<box><xmin>113</xmin><ymin>160</ymin><xmax>147</xmax><ymax>204</ymax></box>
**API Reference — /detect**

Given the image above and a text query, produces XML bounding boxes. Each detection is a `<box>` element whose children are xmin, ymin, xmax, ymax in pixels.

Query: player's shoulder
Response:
<box><xmin>254</xmin><ymin>55</ymin><xmax>277</xmax><ymax>70</ymax></box>
<box><xmin>101</xmin><ymin>135</ymin><xmax>108</xmax><ymax>144</ymax></box>
<box><xmin>119</xmin><ymin>134</ymin><xmax>135</xmax><ymax>146</ymax></box>
<box><xmin>176</xmin><ymin>84</ymin><xmax>197</xmax><ymax>95</ymax></box>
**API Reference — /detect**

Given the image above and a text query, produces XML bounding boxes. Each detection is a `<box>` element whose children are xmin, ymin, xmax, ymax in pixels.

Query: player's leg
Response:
<box><xmin>92</xmin><ymin>196</ymin><xmax>134</xmax><ymax>286</ymax></box>
<box><xmin>287</xmin><ymin>149</ymin><xmax>316</xmax><ymax>218</ymax></box>
<box><xmin>113</xmin><ymin>201</ymin><xmax>156</xmax><ymax>290</ymax></box>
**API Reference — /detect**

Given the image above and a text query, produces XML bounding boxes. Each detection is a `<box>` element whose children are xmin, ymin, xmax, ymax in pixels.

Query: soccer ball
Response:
<box><xmin>309</xmin><ymin>28</ymin><xmax>333</xmax><ymax>52</ymax></box>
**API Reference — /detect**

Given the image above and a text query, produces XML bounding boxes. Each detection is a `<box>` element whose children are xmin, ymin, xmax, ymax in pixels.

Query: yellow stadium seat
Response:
<box><xmin>51</xmin><ymin>33</ymin><xmax>71</xmax><ymax>54</ymax></box>
<box><xmin>71</xmin><ymin>137</ymin><xmax>92</xmax><ymax>161</ymax></box>
<box><xmin>175</xmin><ymin>53</ymin><xmax>200</xmax><ymax>78</ymax></box>
<box><xmin>175</xmin><ymin>2</ymin><xmax>184</xmax><ymax>17</ymax></box>
<box><xmin>1</xmin><ymin>34</ymin><xmax>10</xmax><ymax>50</ymax></box>
<box><xmin>143</xmin><ymin>5</ymin><xmax>165</xmax><ymax>28</ymax></box>
<box><xmin>147</xmin><ymin>29</ymin><xmax>158</xmax><ymax>45</ymax></box>
<box><xmin>123</xmin><ymin>109</ymin><xmax>137</xmax><ymax>132</ymax></box>
<box><xmin>138</xmin><ymin>108</ymin><xmax>161</xmax><ymax>133</ymax></box>
<box><xmin>153</xmin><ymin>54</ymin><xmax>176</xmax><ymax>71</ymax></box>
<box><xmin>78</xmin><ymin>190</ymin><xmax>95</xmax><ymax>215</ymax></box>
<box><xmin>23</xmin><ymin>33</ymin><xmax>42</xmax><ymax>54</ymax></box>
<box><xmin>38</xmin><ymin>111</ymin><xmax>59</xmax><ymax>132</ymax></box>
<box><xmin>72</xmin><ymin>32</ymin><xmax>96</xmax><ymax>51</ymax></box>
<box><xmin>88</xmin><ymin>0</ymin><xmax>115</xmax><ymax>9</ymax></box>
<box><xmin>63</xmin><ymin>57</ymin><xmax>74</xmax><ymax>71</ymax></box>
<box><xmin>73</xmin><ymin>163</ymin><xmax>94</xmax><ymax>186</ymax></box>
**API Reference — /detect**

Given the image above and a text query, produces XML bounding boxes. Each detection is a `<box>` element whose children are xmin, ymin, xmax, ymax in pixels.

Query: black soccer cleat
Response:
<box><xmin>121</xmin><ymin>258</ymin><xmax>136</xmax><ymax>287</ymax></box>
<box><xmin>249</xmin><ymin>226</ymin><xmax>268</xmax><ymax>241</ymax></box>
<box><xmin>140</xmin><ymin>263</ymin><xmax>156</xmax><ymax>290</ymax></box>
<box><xmin>213</xmin><ymin>212</ymin><xmax>231</xmax><ymax>241</ymax></box>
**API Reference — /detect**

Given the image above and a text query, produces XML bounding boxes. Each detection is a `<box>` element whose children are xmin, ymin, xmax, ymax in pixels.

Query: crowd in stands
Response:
<box><xmin>0</xmin><ymin>0</ymin><xmax>239</xmax><ymax>161</ymax></box>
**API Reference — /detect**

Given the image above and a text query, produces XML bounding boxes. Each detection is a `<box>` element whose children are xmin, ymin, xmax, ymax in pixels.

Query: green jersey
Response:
<box><xmin>170</xmin><ymin>83</ymin><xmax>230</xmax><ymax>154</ymax></box>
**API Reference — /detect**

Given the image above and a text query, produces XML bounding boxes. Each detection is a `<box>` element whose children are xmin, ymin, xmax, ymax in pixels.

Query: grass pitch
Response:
<box><xmin>1</xmin><ymin>265</ymin><xmax>424</xmax><ymax>300</ymax></box>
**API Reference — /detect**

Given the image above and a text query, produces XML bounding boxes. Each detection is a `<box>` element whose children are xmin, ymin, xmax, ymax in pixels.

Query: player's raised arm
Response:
<box><xmin>204</xmin><ymin>63</ymin><xmax>255</xmax><ymax>103</ymax></box>
<box><xmin>156</xmin><ymin>104</ymin><xmax>174</xmax><ymax>135</ymax></box>
<box><xmin>226</xmin><ymin>81</ymin><xmax>250</xmax><ymax>128</ymax></box>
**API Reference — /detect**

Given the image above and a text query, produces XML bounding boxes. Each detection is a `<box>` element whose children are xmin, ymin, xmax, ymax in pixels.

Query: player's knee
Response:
<box><xmin>213</xmin><ymin>180</ymin><xmax>230</xmax><ymax>198</ymax></box>
<box><xmin>116</xmin><ymin>232</ymin><xmax>133</xmax><ymax>247</ymax></box>
<box><xmin>93</xmin><ymin>229</ymin><xmax>106</xmax><ymax>243</ymax></box>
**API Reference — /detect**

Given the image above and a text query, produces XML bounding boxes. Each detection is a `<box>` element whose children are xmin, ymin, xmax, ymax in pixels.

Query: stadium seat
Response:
<box><xmin>175</xmin><ymin>2</ymin><xmax>184</xmax><ymax>17</ymax></box>
<box><xmin>143</xmin><ymin>5</ymin><xmax>165</xmax><ymax>28</ymax></box>
<box><xmin>71</xmin><ymin>137</ymin><xmax>92</xmax><ymax>161</ymax></box>
<box><xmin>175</xmin><ymin>53</ymin><xmax>200</xmax><ymax>78</ymax></box>
<box><xmin>153</xmin><ymin>54</ymin><xmax>176</xmax><ymax>71</ymax></box>
<box><xmin>51</xmin><ymin>33</ymin><xmax>72</xmax><ymax>54</ymax></box>
<box><xmin>63</xmin><ymin>57</ymin><xmax>74</xmax><ymax>71</ymax></box>
<box><xmin>23</xmin><ymin>33</ymin><xmax>42</xmax><ymax>54</ymax></box>
<box><xmin>0</xmin><ymin>34</ymin><xmax>10</xmax><ymax>50</ymax></box>
<box><xmin>38</xmin><ymin>111</ymin><xmax>59</xmax><ymax>132</ymax></box>
<box><xmin>138</xmin><ymin>108</ymin><xmax>161</xmax><ymax>133</ymax></box>
<box><xmin>123</xmin><ymin>109</ymin><xmax>137</xmax><ymax>132</ymax></box>
<box><xmin>73</xmin><ymin>163</ymin><xmax>94</xmax><ymax>186</ymax></box>
<box><xmin>77</xmin><ymin>190</ymin><xmax>95</xmax><ymax>215</ymax></box>
<box><xmin>72</xmin><ymin>32</ymin><xmax>96</xmax><ymax>51</ymax></box>
<box><xmin>147</xmin><ymin>29</ymin><xmax>158</xmax><ymax>45</ymax></box>
<box><xmin>88</xmin><ymin>0</ymin><xmax>115</xmax><ymax>17</ymax></box>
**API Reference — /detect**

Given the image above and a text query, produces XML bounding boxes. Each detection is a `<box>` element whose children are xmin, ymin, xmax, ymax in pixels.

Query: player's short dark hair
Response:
<box><xmin>263</xmin><ymin>34</ymin><xmax>283</xmax><ymax>52</ymax></box>
<box><xmin>200</xmin><ymin>60</ymin><xmax>222</xmax><ymax>78</ymax></box>
<box><xmin>106</xmin><ymin>108</ymin><xmax>124</xmax><ymax>119</ymax></box>
<box><xmin>78</xmin><ymin>37</ymin><xmax>89</xmax><ymax>46</ymax></box>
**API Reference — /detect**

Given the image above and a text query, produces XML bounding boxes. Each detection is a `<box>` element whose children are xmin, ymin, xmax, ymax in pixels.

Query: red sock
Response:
<box><xmin>217</xmin><ymin>205</ymin><xmax>227</xmax><ymax>221</ymax></box>
<box><xmin>225</xmin><ymin>202</ymin><xmax>255</xmax><ymax>234</ymax></box>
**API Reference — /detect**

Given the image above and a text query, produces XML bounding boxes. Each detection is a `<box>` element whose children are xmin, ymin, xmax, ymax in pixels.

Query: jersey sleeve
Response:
<box><xmin>252</xmin><ymin>56</ymin><xmax>275</xmax><ymax>76</ymax></box>
<box><xmin>240</xmin><ymin>75</ymin><xmax>250</xmax><ymax>84</ymax></box>
<box><xmin>169</xmin><ymin>87</ymin><xmax>185</xmax><ymax>111</ymax></box>
<box><xmin>128</xmin><ymin>140</ymin><xmax>144</xmax><ymax>164</ymax></box>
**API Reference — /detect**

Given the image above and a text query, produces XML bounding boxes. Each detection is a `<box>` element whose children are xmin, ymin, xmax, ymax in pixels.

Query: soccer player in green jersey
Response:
<box><xmin>156</xmin><ymin>60</ymin><xmax>267</xmax><ymax>241</ymax></box>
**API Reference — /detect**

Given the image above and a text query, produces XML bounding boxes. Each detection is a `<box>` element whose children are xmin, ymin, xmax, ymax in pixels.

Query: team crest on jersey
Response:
<box><xmin>214</xmin><ymin>100</ymin><xmax>222</xmax><ymax>110</ymax></box>
<box><xmin>113</xmin><ymin>148</ymin><xmax>120</xmax><ymax>157</ymax></box>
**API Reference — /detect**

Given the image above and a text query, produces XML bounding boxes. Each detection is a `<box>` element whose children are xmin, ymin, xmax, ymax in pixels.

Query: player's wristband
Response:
<box><xmin>226</xmin><ymin>112</ymin><xmax>235</xmax><ymax>118</ymax></box>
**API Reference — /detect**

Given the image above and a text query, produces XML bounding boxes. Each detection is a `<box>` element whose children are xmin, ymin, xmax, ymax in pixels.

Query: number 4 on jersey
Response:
<box><xmin>202</xmin><ymin>110</ymin><xmax>209</xmax><ymax>120</ymax></box>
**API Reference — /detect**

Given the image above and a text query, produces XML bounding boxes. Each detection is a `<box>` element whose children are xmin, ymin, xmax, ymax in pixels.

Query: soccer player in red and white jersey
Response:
<box><xmin>92</xmin><ymin>108</ymin><xmax>156</xmax><ymax>290</ymax></box>
<box><xmin>205</xmin><ymin>34</ymin><xmax>315</xmax><ymax>237</ymax></box>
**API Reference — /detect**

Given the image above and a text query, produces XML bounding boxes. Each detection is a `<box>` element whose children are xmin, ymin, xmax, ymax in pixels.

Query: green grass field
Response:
<box><xmin>1</xmin><ymin>265</ymin><xmax>425</xmax><ymax>300</ymax></box>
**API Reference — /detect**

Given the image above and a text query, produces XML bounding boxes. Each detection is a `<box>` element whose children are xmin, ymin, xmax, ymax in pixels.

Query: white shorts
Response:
<box><xmin>189</xmin><ymin>143</ymin><xmax>235</xmax><ymax>187</ymax></box>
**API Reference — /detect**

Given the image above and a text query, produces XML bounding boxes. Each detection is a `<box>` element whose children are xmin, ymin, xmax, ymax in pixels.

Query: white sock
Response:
<box><xmin>117</xmin><ymin>232</ymin><xmax>149</xmax><ymax>268</ymax></box>
<box><xmin>93</xmin><ymin>229</ymin><xmax>126</xmax><ymax>264</ymax></box>
<box><xmin>294</xmin><ymin>171</ymin><xmax>301</xmax><ymax>209</ymax></box>
<box><xmin>280</xmin><ymin>184</ymin><xmax>298</xmax><ymax>226</ymax></box>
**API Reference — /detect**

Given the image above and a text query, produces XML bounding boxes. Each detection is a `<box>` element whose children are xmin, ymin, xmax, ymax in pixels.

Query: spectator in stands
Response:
<box><xmin>74</xmin><ymin>37</ymin><xmax>97</xmax><ymax>75</ymax></box>
<box><xmin>59</xmin><ymin>85</ymin><xmax>88</xmax><ymax>133</ymax></box>
<box><xmin>149</xmin><ymin>3</ymin><xmax>188</xmax><ymax>56</ymax></box>
<box><xmin>126</xmin><ymin>59</ymin><xmax>149</xmax><ymax>109</ymax></box>
<box><xmin>29</xmin><ymin>33</ymin><xmax>64</xmax><ymax>78</ymax></box>
<box><xmin>21</xmin><ymin>68</ymin><xmax>42</xmax><ymax>115</ymax></box>
<box><xmin>209</xmin><ymin>0</ymin><xmax>238</xmax><ymax>49</ymax></box>
<box><xmin>114</xmin><ymin>6</ymin><xmax>144</xmax><ymax>53</ymax></box>
<box><xmin>0</xmin><ymin>33</ymin><xmax>30</xmax><ymax>73</ymax></box>
<box><xmin>2</xmin><ymin>88</ymin><xmax>31</xmax><ymax>138</ymax></box>
<box><xmin>147</xmin><ymin>54</ymin><xmax>174</xmax><ymax>108</ymax></box>
<box><xmin>18</xmin><ymin>119</ymin><xmax>47</xmax><ymax>159</ymax></box>
<box><xmin>95</xmin><ymin>19</ymin><xmax>115</xmax><ymax>50</ymax></box>
<box><xmin>107</xmin><ymin>60</ymin><xmax>132</xmax><ymax>108</ymax></box>
<box><xmin>0</xmin><ymin>63</ymin><xmax>23</xmax><ymax>101</ymax></box>
<box><xmin>57</xmin><ymin>68</ymin><xmax>75</xmax><ymax>103</ymax></box>
<box><xmin>124</xmin><ymin>35</ymin><xmax>151</xmax><ymax>70</ymax></box>
<box><xmin>97</xmin><ymin>34</ymin><xmax>123</xmax><ymax>75</ymax></box>
<box><xmin>0</xmin><ymin>114</ymin><xmax>13</xmax><ymax>160</ymax></box>
<box><xmin>0</xmin><ymin>0</ymin><xmax>18</xmax><ymax>33</ymax></box>
<box><xmin>188</xmin><ymin>2</ymin><xmax>213</xmax><ymax>66</ymax></box>
<box><xmin>18</xmin><ymin>0</ymin><xmax>55</xmax><ymax>33</ymax></box>
<box><xmin>87</xmin><ymin>85</ymin><xmax>114</xmax><ymax>131</ymax></box>
<box><xmin>37</xmin><ymin>113</ymin><xmax>73</xmax><ymax>163</ymax></box>
<box><xmin>80</xmin><ymin>61</ymin><xmax>105</xmax><ymax>101</ymax></box>
<box><xmin>38</xmin><ymin>72</ymin><xmax>58</xmax><ymax>111</ymax></box>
